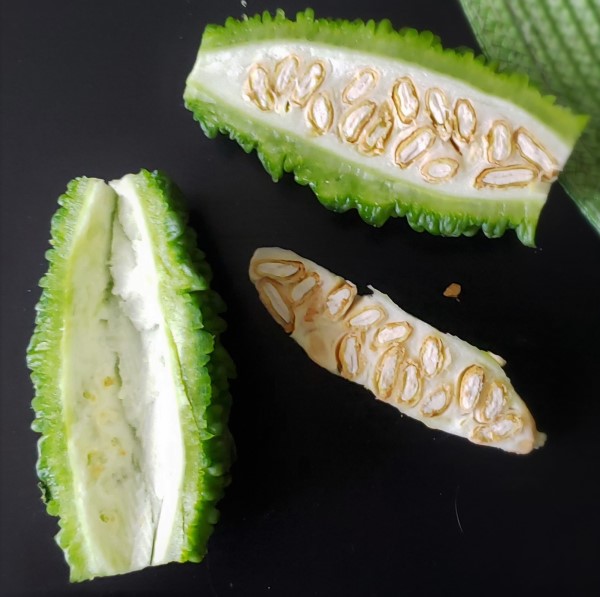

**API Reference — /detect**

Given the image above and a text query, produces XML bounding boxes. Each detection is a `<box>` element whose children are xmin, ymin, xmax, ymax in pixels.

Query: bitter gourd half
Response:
<box><xmin>184</xmin><ymin>9</ymin><xmax>587</xmax><ymax>246</ymax></box>
<box><xmin>27</xmin><ymin>170</ymin><xmax>234</xmax><ymax>581</ymax></box>
<box><xmin>250</xmin><ymin>247</ymin><xmax>545</xmax><ymax>454</ymax></box>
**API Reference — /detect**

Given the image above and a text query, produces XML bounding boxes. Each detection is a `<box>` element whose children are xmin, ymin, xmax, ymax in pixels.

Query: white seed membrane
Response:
<box><xmin>454</xmin><ymin>99</ymin><xmax>476</xmax><ymax>142</ymax></box>
<box><xmin>255</xmin><ymin>260</ymin><xmax>301</xmax><ymax>279</ymax></box>
<box><xmin>261</xmin><ymin>281</ymin><xmax>292</xmax><ymax>324</ymax></box>
<box><xmin>62</xmin><ymin>178</ymin><xmax>185</xmax><ymax>576</ymax></box>
<box><xmin>344</xmin><ymin>68</ymin><xmax>378</xmax><ymax>103</ymax></box>
<box><xmin>349</xmin><ymin>308</ymin><xmax>383</xmax><ymax>327</ymax></box>
<box><xmin>250</xmin><ymin>247</ymin><xmax>546</xmax><ymax>454</ymax></box>
<box><xmin>421</xmin><ymin>388</ymin><xmax>450</xmax><ymax>416</ymax></box>
<box><xmin>400</xmin><ymin>363</ymin><xmax>420</xmax><ymax>403</ymax></box>
<box><xmin>515</xmin><ymin>129</ymin><xmax>557</xmax><ymax>177</ymax></box>
<box><xmin>340</xmin><ymin>335</ymin><xmax>361</xmax><ymax>377</ymax></box>
<box><xmin>187</xmin><ymin>41</ymin><xmax>571</xmax><ymax>201</ymax></box>
<box><xmin>326</xmin><ymin>284</ymin><xmax>355</xmax><ymax>318</ymax></box>
<box><xmin>459</xmin><ymin>366</ymin><xmax>484</xmax><ymax>410</ymax></box>
<box><xmin>421</xmin><ymin>158</ymin><xmax>458</xmax><ymax>183</ymax></box>
<box><xmin>376</xmin><ymin>346</ymin><xmax>403</xmax><ymax>397</ymax></box>
<box><xmin>376</xmin><ymin>322</ymin><xmax>412</xmax><ymax>344</ymax></box>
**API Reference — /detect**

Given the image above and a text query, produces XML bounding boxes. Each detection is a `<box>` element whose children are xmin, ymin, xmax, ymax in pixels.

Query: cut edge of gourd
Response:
<box><xmin>197</xmin><ymin>8</ymin><xmax>588</xmax><ymax>147</ymax></box>
<box><xmin>184</xmin><ymin>90</ymin><xmax>543</xmax><ymax>245</ymax></box>
<box><xmin>26</xmin><ymin>171</ymin><xmax>235</xmax><ymax>581</ymax></box>
<box><xmin>27</xmin><ymin>177</ymin><xmax>102</xmax><ymax>581</ymax></box>
<box><xmin>129</xmin><ymin>170</ymin><xmax>235</xmax><ymax>566</ymax></box>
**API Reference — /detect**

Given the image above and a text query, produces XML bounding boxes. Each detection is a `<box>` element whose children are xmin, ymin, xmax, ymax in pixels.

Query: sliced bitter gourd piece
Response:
<box><xmin>27</xmin><ymin>170</ymin><xmax>234</xmax><ymax>581</ymax></box>
<box><xmin>184</xmin><ymin>9</ymin><xmax>587</xmax><ymax>246</ymax></box>
<box><xmin>249</xmin><ymin>247</ymin><xmax>545</xmax><ymax>454</ymax></box>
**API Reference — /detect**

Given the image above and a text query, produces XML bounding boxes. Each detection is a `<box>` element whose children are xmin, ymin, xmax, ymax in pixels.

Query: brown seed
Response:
<box><xmin>486</xmin><ymin>120</ymin><xmax>513</xmax><ymax>164</ymax></box>
<box><xmin>373</xmin><ymin>321</ymin><xmax>412</xmax><ymax>346</ymax></box>
<box><xmin>514</xmin><ymin>128</ymin><xmax>558</xmax><ymax>181</ymax></box>
<box><xmin>475</xmin><ymin>165</ymin><xmax>538</xmax><ymax>189</ymax></box>
<box><xmin>453</xmin><ymin>98</ymin><xmax>477</xmax><ymax>143</ymax></box>
<box><xmin>257</xmin><ymin>279</ymin><xmax>294</xmax><ymax>333</ymax></box>
<box><xmin>425</xmin><ymin>88</ymin><xmax>453</xmax><ymax>141</ymax></box>
<box><xmin>343</xmin><ymin>68</ymin><xmax>379</xmax><ymax>104</ymax></box>
<box><xmin>421</xmin><ymin>385</ymin><xmax>452</xmax><ymax>417</ymax></box>
<box><xmin>374</xmin><ymin>345</ymin><xmax>405</xmax><ymax>400</ymax></box>
<box><xmin>420</xmin><ymin>336</ymin><xmax>444</xmax><ymax>377</ymax></box>
<box><xmin>394</xmin><ymin>126</ymin><xmax>436</xmax><ymax>168</ymax></box>
<box><xmin>291</xmin><ymin>61</ymin><xmax>326</xmax><ymax>107</ymax></box>
<box><xmin>243</xmin><ymin>64</ymin><xmax>276</xmax><ymax>111</ymax></box>
<box><xmin>325</xmin><ymin>282</ymin><xmax>357</xmax><ymax>320</ymax></box>
<box><xmin>458</xmin><ymin>365</ymin><xmax>484</xmax><ymax>411</ymax></box>
<box><xmin>396</xmin><ymin>361</ymin><xmax>421</xmax><ymax>406</ymax></box>
<box><xmin>374</xmin><ymin>322</ymin><xmax>413</xmax><ymax>346</ymax></box>
<box><xmin>420</xmin><ymin>157</ymin><xmax>459</xmax><ymax>184</ymax></box>
<box><xmin>474</xmin><ymin>381</ymin><xmax>507</xmax><ymax>423</ymax></box>
<box><xmin>337</xmin><ymin>333</ymin><xmax>364</xmax><ymax>379</ymax></box>
<box><xmin>290</xmin><ymin>273</ymin><xmax>321</xmax><ymax>304</ymax></box>
<box><xmin>339</xmin><ymin>101</ymin><xmax>377</xmax><ymax>144</ymax></box>
<box><xmin>274</xmin><ymin>54</ymin><xmax>300</xmax><ymax>96</ymax></box>
<box><xmin>347</xmin><ymin>306</ymin><xmax>386</xmax><ymax>328</ymax></box>
<box><xmin>471</xmin><ymin>414</ymin><xmax>523</xmax><ymax>444</ymax></box>
<box><xmin>254</xmin><ymin>259</ymin><xmax>306</xmax><ymax>282</ymax></box>
<box><xmin>358</xmin><ymin>101</ymin><xmax>395</xmax><ymax>155</ymax></box>
<box><xmin>306</xmin><ymin>92</ymin><xmax>334</xmax><ymax>135</ymax></box>
<box><xmin>391</xmin><ymin>77</ymin><xmax>420</xmax><ymax>124</ymax></box>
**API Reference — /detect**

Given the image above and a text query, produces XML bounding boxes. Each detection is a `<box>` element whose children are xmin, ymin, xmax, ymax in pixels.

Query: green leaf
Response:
<box><xmin>460</xmin><ymin>0</ymin><xmax>599</xmax><ymax>235</ymax></box>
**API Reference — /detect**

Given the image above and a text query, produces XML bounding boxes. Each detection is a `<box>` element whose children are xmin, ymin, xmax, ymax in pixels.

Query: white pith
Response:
<box><xmin>61</xmin><ymin>176</ymin><xmax>185</xmax><ymax>576</ymax></box>
<box><xmin>250</xmin><ymin>247</ymin><xmax>546</xmax><ymax>454</ymax></box>
<box><xmin>188</xmin><ymin>41</ymin><xmax>571</xmax><ymax>202</ymax></box>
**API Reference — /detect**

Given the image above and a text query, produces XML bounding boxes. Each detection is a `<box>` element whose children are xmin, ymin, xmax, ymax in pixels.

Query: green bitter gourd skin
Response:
<box><xmin>183</xmin><ymin>9</ymin><xmax>587</xmax><ymax>246</ymax></box>
<box><xmin>27</xmin><ymin>170</ymin><xmax>234</xmax><ymax>581</ymax></box>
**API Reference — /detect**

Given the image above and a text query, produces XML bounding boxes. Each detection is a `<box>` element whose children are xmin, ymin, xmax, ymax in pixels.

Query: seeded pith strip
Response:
<box><xmin>249</xmin><ymin>247</ymin><xmax>545</xmax><ymax>454</ymax></box>
<box><xmin>184</xmin><ymin>9</ymin><xmax>587</xmax><ymax>246</ymax></box>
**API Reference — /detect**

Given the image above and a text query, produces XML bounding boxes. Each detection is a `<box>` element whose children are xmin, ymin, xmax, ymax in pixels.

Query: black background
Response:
<box><xmin>1</xmin><ymin>1</ymin><xmax>600</xmax><ymax>595</ymax></box>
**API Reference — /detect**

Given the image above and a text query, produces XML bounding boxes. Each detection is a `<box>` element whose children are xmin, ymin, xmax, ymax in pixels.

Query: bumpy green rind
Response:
<box><xmin>185</xmin><ymin>92</ymin><xmax>541</xmax><ymax>246</ymax></box>
<box><xmin>27</xmin><ymin>177</ymin><xmax>97</xmax><ymax>579</ymax></box>
<box><xmin>199</xmin><ymin>8</ymin><xmax>587</xmax><ymax>145</ymax></box>
<box><xmin>460</xmin><ymin>0</ymin><xmax>598</xmax><ymax>236</ymax></box>
<box><xmin>26</xmin><ymin>170</ymin><xmax>234</xmax><ymax>580</ymax></box>
<box><xmin>184</xmin><ymin>9</ymin><xmax>586</xmax><ymax>246</ymax></box>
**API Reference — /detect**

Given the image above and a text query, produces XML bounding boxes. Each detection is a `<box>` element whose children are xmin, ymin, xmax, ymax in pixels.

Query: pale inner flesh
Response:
<box><xmin>61</xmin><ymin>178</ymin><xmax>184</xmax><ymax>576</ymax></box>
<box><xmin>187</xmin><ymin>41</ymin><xmax>571</xmax><ymax>202</ymax></box>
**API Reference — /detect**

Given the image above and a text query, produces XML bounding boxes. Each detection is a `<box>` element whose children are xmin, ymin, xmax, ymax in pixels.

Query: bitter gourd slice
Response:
<box><xmin>249</xmin><ymin>247</ymin><xmax>545</xmax><ymax>454</ymax></box>
<box><xmin>184</xmin><ymin>9</ymin><xmax>587</xmax><ymax>246</ymax></box>
<box><xmin>27</xmin><ymin>170</ymin><xmax>234</xmax><ymax>581</ymax></box>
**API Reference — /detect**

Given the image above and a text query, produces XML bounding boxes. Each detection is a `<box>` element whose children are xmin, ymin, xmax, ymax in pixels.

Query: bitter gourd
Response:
<box><xmin>184</xmin><ymin>9</ymin><xmax>587</xmax><ymax>246</ymax></box>
<box><xmin>250</xmin><ymin>247</ymin><xmax>545</xmax><ymax>454</ymax></box>
<box><xmin>27</xmin><ymin>170</ymin><xmax>234</xmax><ymax>581</ymax></box>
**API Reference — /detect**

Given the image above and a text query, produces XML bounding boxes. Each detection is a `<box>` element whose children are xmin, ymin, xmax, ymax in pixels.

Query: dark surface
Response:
<box><xmin>1</xmin><ymin>1</ymin><xmax>599</xmax><ymax>595</ymax></box>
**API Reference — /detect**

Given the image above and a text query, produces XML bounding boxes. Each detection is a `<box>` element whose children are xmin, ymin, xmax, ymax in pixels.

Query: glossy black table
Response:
<box><xmin>1</xmin><ymin>1</ymin><xmax>599</xmax><ymax>595</ymax></box>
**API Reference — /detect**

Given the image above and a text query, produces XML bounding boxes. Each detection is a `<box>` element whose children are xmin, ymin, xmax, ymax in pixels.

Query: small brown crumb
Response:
<box><xmin>443</xmin><ymin>283</ymin><xmax>462</xmax><ymax>299</ymax></box>
<box><xmin>103</xmin><ymin>376</ymin><xmax>114</xmax><ymax>387</ymax></box>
